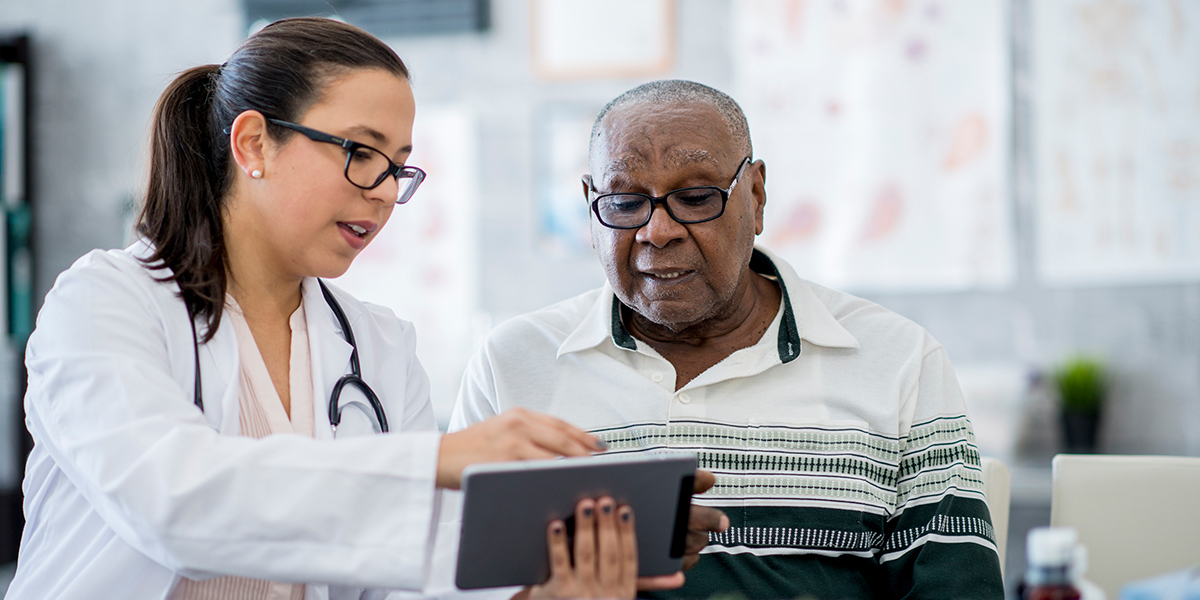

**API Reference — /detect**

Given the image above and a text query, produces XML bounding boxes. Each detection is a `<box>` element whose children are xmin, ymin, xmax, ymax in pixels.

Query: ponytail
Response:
<box><xmin>135</xmin><ymin>18</ymin><xmax>409</xmax><ymax>342</ymax></box>
<box><xmin>138</xmin><ymin>64</ymin><xmax>228</xmax><ymax>341</ymax></box>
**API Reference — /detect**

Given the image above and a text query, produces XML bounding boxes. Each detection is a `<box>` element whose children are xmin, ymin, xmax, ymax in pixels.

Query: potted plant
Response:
<box><xmin>1052</xmin><ymin>356</ymin><xmax>1106</xmax><ymax>453</ymax></box>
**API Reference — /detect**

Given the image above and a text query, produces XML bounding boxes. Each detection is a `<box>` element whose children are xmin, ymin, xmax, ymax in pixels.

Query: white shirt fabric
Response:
<box><xmin>8</xmin><ymin>242</ymin><xmax>443</xmax><ymax>600</ymax></box>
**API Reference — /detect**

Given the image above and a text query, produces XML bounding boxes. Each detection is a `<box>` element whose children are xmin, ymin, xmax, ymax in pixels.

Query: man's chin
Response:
<box><xmin>629</xmin><ymin>300</ymin><xmax>710</xmax><ymax>334</ymax></box>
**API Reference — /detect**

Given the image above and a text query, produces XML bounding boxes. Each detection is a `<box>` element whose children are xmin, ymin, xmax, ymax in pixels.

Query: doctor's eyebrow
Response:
<box><xmin>344</xmin><ymin>125</ymin><xmax>388</xmax><ymax>144</ymax></box>
<box><xmin>343</xmin><ymin>125</ymin><xmax>413</xmax><ymax>158</ymax></box>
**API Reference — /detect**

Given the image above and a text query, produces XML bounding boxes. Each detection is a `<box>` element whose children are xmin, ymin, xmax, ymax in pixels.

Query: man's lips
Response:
<box><xmin>640</xmin><ymin>268</ymin><xmax>695</xmax><ymax>281</ymax></box>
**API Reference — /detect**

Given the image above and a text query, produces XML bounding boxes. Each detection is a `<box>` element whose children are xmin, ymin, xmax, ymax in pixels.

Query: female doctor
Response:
<box><xmin>6</xmin><ymin>17</ymin><xmax>670</xmax><ymax>600</ymax></box>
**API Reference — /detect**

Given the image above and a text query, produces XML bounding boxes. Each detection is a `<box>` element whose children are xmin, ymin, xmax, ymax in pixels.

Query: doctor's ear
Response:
<box><xmin>228</xmin><ymin>110</ymin><xmax>269</xmax><ymax>181</ymax></box>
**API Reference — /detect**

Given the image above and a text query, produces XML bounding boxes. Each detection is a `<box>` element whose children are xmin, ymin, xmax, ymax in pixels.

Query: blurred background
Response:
<box><xmin>0</xmin><ymin>0</ymin><xmax>1196</xmax><ymax>595</ymax></box>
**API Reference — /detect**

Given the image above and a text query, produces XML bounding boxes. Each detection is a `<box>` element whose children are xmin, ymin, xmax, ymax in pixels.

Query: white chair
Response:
<box><xmin>1051</xmin><ymin>454</ymin><xmax>1200</xmax><ymax>599</ymax></box>
<box><xmin>980</xmin><ymin>457</ymin><xmax>1011</xmax><ymax>578</ymax></box>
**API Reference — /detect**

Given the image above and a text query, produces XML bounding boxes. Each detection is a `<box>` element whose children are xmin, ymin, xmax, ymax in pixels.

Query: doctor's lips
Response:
<box><xmin>338</xmin><ymin>220</ymin><xmax>377</xmax><ymax>239</ymax></box>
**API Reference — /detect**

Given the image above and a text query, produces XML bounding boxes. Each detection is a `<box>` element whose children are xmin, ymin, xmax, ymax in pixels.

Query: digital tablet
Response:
<box><xmin>455</xmin><ymin>451</ymin><xmax>698</xmax><ymax>590</ymax></box>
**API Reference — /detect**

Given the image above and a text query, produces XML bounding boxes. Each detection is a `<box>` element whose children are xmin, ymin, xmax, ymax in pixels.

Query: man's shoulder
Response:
<box><xmin>788</xmin><ymin>273</ymin><xmax>936</xmax><ymax>352</ymax></box>
<box><xmin>485</xmin><ymin>287</ymin><xmax>606</xmax><ymax>348</ymax></box>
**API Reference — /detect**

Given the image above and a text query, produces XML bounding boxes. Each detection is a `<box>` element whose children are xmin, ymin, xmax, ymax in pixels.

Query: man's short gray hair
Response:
<box><xmin>589</xmin><ymin>80</ymin><xmax>753</xmax><ymax>164</ymax></box>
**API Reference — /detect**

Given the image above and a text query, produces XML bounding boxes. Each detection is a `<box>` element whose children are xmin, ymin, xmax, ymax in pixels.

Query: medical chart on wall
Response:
<box><xmin>732</xmin><ymin>0</ymin><xmax>1014</xmax><ymax>292</ymax></box>
<box><xmin>1033</xmin><ymin>0</ymin><xmax>1200</xmax><ymax>285</ymax></box>
<box><xmin>336</xmin><ymin>106</ymin><xmax>479</xmax><ymax>427</ymax></box>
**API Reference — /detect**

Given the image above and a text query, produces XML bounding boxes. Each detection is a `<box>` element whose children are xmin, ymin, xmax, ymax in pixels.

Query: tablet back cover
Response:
<box><xmin>455</xmin><ymin>452</ymin><xmax>697</xmax><ymax>590</ymax></box>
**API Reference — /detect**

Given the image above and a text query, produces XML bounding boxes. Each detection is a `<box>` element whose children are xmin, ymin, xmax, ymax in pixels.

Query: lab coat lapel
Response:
<box><xmin>303</xmin><ymin>278</ymin><xmax>354</xmax><ymax>441</ymax></box>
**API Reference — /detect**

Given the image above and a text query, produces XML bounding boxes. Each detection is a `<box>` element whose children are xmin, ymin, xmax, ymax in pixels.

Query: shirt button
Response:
<box><xmin>650</xmin><ymin>372</ymin><xmax>664</xmax><ymax>383</ymax></box>
<box><xmin>678</xmin><ymin>393</ymin><xmax>691</xmax><ymax>404</ymax></box>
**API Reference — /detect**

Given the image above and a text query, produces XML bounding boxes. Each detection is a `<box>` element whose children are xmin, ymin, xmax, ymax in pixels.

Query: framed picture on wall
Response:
<box><xmin>530</xmin><ymin>0</ymin><xmax>675</xmax><ymax>80</ymax></box>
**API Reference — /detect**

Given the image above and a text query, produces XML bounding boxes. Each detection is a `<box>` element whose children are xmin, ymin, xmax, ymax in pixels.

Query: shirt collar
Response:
<box><xmin>557</xmin><ymin>247</ymin><xmax>859</xmax><ymax>360</ymax></box>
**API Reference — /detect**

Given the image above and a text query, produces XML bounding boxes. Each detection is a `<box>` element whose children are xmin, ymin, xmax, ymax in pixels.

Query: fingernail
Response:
<box><xmin>552</xmin><ymin>522</ymin><xmax>564</xmax><ymax>535</ymax></box>
<box><xmin>602</xmin><ymin>503</ymin><xmax>613</xmax><ymax>515</ymax></box>
<box><xmin>621</xmin><ymin>510</ymin><xmax>631</xmax><ymax>522</ymax></box>
<box><xmin>594</xmin><ymin>439</ymin><xmax>608</xmax><ymax>451</ymax></box>
<box><xmin>720</xmin><ymin>515</ymin><xmax>731</xmax><ymax>531</ymax></box>
<box><xmin>583</xmin><ymin>507</ymin><xmax>593</xmax><ymax>518</ymax></box>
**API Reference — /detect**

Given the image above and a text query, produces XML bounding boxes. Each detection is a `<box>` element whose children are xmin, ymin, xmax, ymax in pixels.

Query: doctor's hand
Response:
<box><xmin>682</xmin><ymin>469</ymin><xmax>729</xmax><ymax>572</ymax></box>
<box><xmin>436</xmin><ymin>407</ymin><xmax>605</xmax><ymax>489</ymax></box>
<box><xmin>514</xmin><ymin>497</ymin><xmax>684</xmax><ymax>600</ymax></box>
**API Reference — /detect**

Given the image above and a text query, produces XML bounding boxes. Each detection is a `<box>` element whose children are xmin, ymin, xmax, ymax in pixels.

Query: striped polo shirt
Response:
<box><xmin>452</xmin><ymin>247</ymin><xmax>1004</xmax><ymax>600</ymax></box>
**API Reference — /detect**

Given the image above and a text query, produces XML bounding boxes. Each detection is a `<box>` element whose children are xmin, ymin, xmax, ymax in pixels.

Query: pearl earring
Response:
<box><xmin>251</xmin><ymin>169</ymin><xmax>263</xmax><ymax>179</ymax></box>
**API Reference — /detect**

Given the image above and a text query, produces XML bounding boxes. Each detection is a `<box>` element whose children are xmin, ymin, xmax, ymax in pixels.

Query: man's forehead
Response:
<box><xmin>602</xmin><ymin>148</ymin><xmax>719</xmax><ymax>175</ymax></box>
<box><xmin>592</xmin><ymin>101</ymin><xmax>734</xmax><ymax>179</ymax></box>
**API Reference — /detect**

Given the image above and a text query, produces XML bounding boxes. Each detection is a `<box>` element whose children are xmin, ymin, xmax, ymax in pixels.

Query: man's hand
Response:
<box><xmin>682</xmin><ymin>469</ymin><xmax>729</xmax><ymax>571</ymax></box>
<box><xmin>436</xmin><ymin>408</ymin><xmax>606</xmax><ymax>489</ymax></box>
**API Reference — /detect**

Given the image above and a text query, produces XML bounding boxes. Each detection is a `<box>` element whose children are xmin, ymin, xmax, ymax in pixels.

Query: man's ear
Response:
<box><xmin>228</xmin><ymin>110</ymin><xmax>269</xmax><ymax>180</ymax></box>
<box><xmin>750</xmin><ymin>160</ymin><xmax>767</xmax><ymax>235</ymax></box>
<box><xmin>581</xmin><ymin>174</ymin><xmax>593</xmax><ymax>204</ymax></box>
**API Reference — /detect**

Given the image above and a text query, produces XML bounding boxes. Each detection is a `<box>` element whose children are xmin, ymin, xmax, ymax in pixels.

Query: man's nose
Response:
<box><xmin>635</xmin><ymin>202</ymin><xmax>688</xmax><ymax>247</ymax></box>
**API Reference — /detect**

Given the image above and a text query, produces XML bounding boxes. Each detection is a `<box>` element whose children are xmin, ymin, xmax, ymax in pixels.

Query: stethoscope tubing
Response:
<box><xmin>189</xmin><ymin>280</ymin><xmax>389</xmax><ymax>434</ymax></box>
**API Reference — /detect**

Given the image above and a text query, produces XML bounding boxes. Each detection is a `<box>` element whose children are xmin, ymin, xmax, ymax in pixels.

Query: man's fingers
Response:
<box><xmin>636</xmin><ymin>572</ymin><xmax>685</xmax><ymax>591</ymax></box>
<box><xmin>681</xmin><ymin>529</ymin><xmax>709</xmax><ymax>571</ymax></box>
<box><xmin>688</xmin><ymin>505</ymin><xmax>728</xmax><ymax>533</ymax></box>
<box><xmin>680</xmin><ymin>506</ymin><xmax>726</xmax><ymax>571</ymax></box>
<box><xmin>693</xmin><ymin>469</ymin><xmax>717</xmax><ymax>494</ymax></box>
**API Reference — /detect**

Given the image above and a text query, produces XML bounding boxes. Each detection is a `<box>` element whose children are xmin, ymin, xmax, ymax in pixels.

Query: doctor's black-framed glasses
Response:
<box><xmin>266</xmin><ymin>118</ymin><xmax>426</xmax><ymax>205</ymax></box>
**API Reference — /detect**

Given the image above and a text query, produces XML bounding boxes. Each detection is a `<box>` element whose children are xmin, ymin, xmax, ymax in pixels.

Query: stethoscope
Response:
<box><xmin>188</xmin><ymin>279</ymin><xmax>389</xmax><ymax>434</ymax></box>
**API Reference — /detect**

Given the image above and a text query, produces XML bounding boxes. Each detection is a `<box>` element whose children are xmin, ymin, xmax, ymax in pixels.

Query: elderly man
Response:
<box><xmin>451</xmin><ymin>80</ymin><xmax>1004</xmax><ymax>600</ymax></box>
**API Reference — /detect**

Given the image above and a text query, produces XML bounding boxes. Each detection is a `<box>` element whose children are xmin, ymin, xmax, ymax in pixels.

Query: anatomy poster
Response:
<box><xmin>1034</xmin><ymin>0</ymin><xmax>1200</xmax><ymax>285</ymax></box>
<box><xmin>335</xmin><ymin>106</ymin><xmax>479</xmax><ymax>427</ymax></box>
<box><xmin>732</xmin><ymin>0</ymin><xmax>1014</xmax><ymax>291</ymax></box>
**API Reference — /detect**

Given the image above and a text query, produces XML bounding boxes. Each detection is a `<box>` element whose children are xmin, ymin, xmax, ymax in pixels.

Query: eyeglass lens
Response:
<box><xmin>595</xmin><ymin>188</ymin><xmax>725</xmax><ymax>228</ymax></box>
<box><xmin>344</xmin><ymin>146</ymin><xmax>423</xmax><ymax>204</ymax></box>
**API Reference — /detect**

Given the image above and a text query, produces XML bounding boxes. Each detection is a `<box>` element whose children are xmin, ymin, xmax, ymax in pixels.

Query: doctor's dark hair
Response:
<box><xmin>137</xmin><ymin>17</ymin><xmax>409</xmax><ymax>341</ymax></box>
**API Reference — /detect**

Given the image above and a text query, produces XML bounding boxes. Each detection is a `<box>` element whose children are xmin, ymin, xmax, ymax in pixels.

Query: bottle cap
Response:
<box><xmin>1026</xmin><ymin>526</ymin><xmax>1078</xmax><ymax>567</ymax></box>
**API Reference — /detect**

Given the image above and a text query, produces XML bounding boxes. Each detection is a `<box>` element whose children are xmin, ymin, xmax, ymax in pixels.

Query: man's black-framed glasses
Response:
<box><xmin>268</xmin><ymin>118</ymin><xmax>426</xmax><ymax>204</ymax></box>
<box><xmin>588</xmin><ymin>157</ymin><xmax>752</xmax><ymax>229</ymax></box>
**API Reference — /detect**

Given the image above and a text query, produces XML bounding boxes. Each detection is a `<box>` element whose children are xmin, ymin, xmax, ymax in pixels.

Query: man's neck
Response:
<box><xmin>627</xmin><ymin>273</ymin><xmax>782</xmax><ymax>390</ymax></box>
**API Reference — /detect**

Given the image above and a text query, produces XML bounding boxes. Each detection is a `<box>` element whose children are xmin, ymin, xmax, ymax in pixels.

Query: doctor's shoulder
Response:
<box><xmin>38</xmin><ymin>245</ymin><xmax>186</xmax><ymax>327</ymax></box>
<box><xmin>318</xmin><ymin>279</ymin><xmax>418</xmax><ymax>354</ymax></box>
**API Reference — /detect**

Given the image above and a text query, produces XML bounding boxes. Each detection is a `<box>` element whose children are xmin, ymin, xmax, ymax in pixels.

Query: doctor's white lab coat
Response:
<box><xmin>5</xmin><ymin>243</ymin><xmax>444</xmax><ymax>600</ymax></box>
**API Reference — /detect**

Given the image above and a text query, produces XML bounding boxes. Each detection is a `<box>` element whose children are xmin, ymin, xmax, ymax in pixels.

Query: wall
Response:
<box><xmin>0</xmin><ymin>0</ymin><xmax>1194</xmax><ymax>480</ymax></box>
